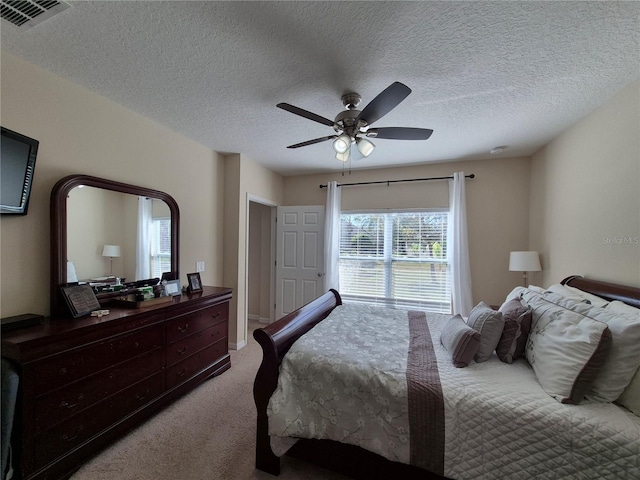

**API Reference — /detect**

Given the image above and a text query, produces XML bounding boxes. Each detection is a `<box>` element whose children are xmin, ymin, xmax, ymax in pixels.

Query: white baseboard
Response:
<box><xmin>229</xmin><ymin>339</ymin><xmax>247</xmax><ymax>350</ymax></box>
<box><xmin>248</xmin><ymin>314</ymin><xmax>270</xmax><ymax>324</ymax></box>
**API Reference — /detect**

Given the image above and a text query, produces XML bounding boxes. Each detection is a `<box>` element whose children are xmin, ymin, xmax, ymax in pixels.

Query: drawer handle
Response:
<box><xmin>135</xmin><ymin>389</ymin><xmax>150</xmax><ymax>401</ymax></box>
<box><xmin>177</xmin><ymin>346</ymin><xmax>188</xmax><ymax>356</ymax></box>
<box><xmin>134</xmin><ymin>341</ymin><xmax>140</xmax><ymax>348</ymax></box>
<box><xmin>212</xmin><ymin>312</ymin><xmax>220</xmax><ymax>319</ymax></box>
<box><xmin>177</xmin><ymin>323</ymin><xmax>190</xmax><ymax>333</ymax></box>
<box><xmin>60</xmin><ymin>394</ymin><xmax>84</xmax><ymax>409</ymax></box>
<box><xmin>176</xmin><ymin>367</ymin><xmax>188</xmax><ymax>378</ymax></box>
<box><xmin>61</xmin><ymin>426</ymin><xmax>83</xmax><ymax>442</ymax></box>
<box><xmin>59</xmin><ymin>367</ymin><xmax>68</xmax><ymax>376</ymax></box>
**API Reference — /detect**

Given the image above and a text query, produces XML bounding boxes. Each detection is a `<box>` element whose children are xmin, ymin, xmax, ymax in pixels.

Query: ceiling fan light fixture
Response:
<box><xmin>336</xmin><ymin>149</ymin><xmax>350</xmax><ymax>163</ymax></box>
<box><xmin>332</xmin><ymin>134</ymin><xmax>351</xmax><ymax>154</ymax></box>
<box><xmin>356</xmin><ymin>137</ymin><xmax>375</xmax><ymax>157</ymax></box>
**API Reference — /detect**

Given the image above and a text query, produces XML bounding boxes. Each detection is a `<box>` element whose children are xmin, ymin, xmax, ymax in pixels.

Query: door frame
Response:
<box><xmin>245</xmin><ymin>194</ymin><xmax>278</xmax><ymax>335</ymax></box>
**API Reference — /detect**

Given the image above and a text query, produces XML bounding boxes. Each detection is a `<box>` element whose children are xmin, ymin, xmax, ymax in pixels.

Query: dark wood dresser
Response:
<box><xmin>1</xmin><ymin>286</ymin><xmax>232</xmax><ymax>480</ymax></box>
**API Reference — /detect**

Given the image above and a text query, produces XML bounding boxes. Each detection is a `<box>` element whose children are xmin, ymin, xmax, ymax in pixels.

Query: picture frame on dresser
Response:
<box><xmin>163</xmin><ymin>279</ymin><xmax>181</xmax><ymax>296</ymax></box>
<box><xmin>187</xmin><ymin>272</ymin><xmax>203</xmax><ymax>293</ymax></box>
<box><xmin>60</xmin><ymin>284</ymin><xmax>101</xmax><ymax>318</ymax></box>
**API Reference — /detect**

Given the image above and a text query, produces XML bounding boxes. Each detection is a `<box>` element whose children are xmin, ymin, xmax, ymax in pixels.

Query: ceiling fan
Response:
<box><xmin>277</xmin><ymin>82</ymin><xmax>433</xmax><ymax>162</ymax></box>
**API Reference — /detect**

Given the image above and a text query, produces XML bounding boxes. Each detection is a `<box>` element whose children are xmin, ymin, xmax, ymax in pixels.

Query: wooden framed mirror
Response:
<box><xmin>51</xmin><ymin>174</ymin><xmax>179</xmax><ymax>316</ymax></box>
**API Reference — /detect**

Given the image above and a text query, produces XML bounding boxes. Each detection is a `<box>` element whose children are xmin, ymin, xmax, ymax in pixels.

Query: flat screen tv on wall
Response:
<box><xmin>1</xmin><ymin>127</ymin><xmax>39</xmax><ymax>215</ymax></box>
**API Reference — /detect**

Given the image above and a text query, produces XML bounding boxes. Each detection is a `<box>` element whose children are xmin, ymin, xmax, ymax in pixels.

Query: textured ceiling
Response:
<box><xmin>1</xmin><ymin>1</ymin><xmax>639</xmax><ymax>175</ymax></box>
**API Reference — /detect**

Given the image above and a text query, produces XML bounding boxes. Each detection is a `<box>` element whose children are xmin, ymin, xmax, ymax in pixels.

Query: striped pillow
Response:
<box><xmin>440</xmin><ymin>315</ymin><xmax>481</xmax><ymax>368</ymax></box>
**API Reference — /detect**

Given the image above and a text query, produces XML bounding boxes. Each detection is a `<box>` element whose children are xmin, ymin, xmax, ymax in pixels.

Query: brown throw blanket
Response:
<box><xmin>407</xmin><ymin>310</ymin><xmax>445</xmax><ymax>475</ymax></box>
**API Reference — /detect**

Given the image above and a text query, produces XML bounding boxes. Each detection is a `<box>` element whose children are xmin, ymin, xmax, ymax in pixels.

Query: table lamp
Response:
<box><xmin>509</xmin><ymin>251</ymin><xmax>541</xmax><ymax>286</ymax></box>
<box><xmin>102</xmin><ymin>244</ymin><xmax>121</xmax><ymax>276</ymax></box>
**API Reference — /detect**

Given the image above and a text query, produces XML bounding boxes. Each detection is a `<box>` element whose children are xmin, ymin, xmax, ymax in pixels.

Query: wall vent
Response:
<box><xmin>1</xmin><ymin>0</ymin><xmax>70</xmax><ymax>30</ymax></box>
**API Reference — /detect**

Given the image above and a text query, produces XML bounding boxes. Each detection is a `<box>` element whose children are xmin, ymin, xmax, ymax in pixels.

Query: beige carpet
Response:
<box><xmin>71</xmin><ymin>320</ymin><xmax>348</xmax><ymax>480</ymax></box>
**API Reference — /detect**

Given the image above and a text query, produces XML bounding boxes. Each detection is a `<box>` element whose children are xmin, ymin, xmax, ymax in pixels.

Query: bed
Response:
<box><xmin>253</xmin><ymin>276</ymin><xmax>640</xmax><ymax>479</ymax></box>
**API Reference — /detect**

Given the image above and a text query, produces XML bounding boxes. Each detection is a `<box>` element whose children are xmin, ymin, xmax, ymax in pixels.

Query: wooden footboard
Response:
<box><xmin>252</xmin><ymin>289</ymin><xmax>342</xmax><ymax>475</ymax></box>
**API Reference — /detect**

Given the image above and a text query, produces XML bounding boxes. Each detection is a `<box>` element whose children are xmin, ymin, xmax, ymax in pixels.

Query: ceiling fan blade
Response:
<box><xmin>356</xmin><ymin>82</ymin><xmax>412</xmax><ymax>126</ymax></box>
<box><xmin>366</xmin><ymin>127</ymin><xmax>433</xmax><ymax>140</ymax></box>
<box><xmin>286</xmin><ymin>135</ymin><xmax>337</xmax><ymax>149</ymax></box>
<box><xmin>277</xmin><ymin>103</ymin><xmax>335</xmax><ymax>127</ymax></box>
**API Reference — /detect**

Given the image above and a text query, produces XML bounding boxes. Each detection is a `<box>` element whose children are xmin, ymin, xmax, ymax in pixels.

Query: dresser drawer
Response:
<box><xmin>34</xmin><ymin>348</ymin><xmax>163</xmax><ymax>433</ymax></box>
<box><xmin>34</xmin><ymin>372</ymin><xmax>163</xmax><ymax>469</ymax></box>
<box><xmin>166</xmin><ymin>321</ymin><xmax>227</xmax><ymax>367</ymax></box>
<box><xmin>165</xmin><ymin>339</ymin><xmax>227</xmax><ymax>389</ymax></box>
<box><xmin>166</xmin><ymin>303</ymin><xmax>228</xmax><ymax>344</ymax></box>
<box><xmin>29</xmin><ymin>325</ymin><xmax>163</xmax><ymax>396</ymax></box>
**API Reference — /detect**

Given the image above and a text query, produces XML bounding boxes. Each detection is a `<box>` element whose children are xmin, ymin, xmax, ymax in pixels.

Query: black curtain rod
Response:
<box><xmin>319</xmin><ymin>173</ymin><xmax>475</xmax><ymax>189</ymax></box>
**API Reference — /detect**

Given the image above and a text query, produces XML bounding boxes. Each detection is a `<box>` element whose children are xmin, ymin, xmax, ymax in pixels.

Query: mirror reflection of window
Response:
<box><xmin>151</xmin><ymin>217</ymin><xmax>171</xmax><ymax>278</ymax></box>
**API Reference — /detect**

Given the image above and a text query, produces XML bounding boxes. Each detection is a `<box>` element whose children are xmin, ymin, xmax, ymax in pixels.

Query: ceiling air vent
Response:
<box><xmin>1</xmin><ymin>0</ymin><xmax>70</xmax><ymax>30</ymax></box>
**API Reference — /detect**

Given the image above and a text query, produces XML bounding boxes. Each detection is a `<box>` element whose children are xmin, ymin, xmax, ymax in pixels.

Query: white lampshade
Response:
<box><xmin>102</xmin><ymin>245</ymin><xmax>121</xmax><ymax>257</ymax></box>
<box><xmin>509</xmin><ymin>251</ymin><xmax>541</xmax><ymax>272</ymax></box>
<box><xmin>332</xmin><ymin>134</ymin><xmax>351</xmax><ymax>154</ymax></box>
<box><xmin>356</xmin><ymin>137</ymin><xmax>375</xmax><ymax>157</ymax></box>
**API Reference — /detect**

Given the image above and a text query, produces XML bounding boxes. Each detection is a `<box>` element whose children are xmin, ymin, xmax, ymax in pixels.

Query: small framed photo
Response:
<box><xmin>163</xmin><ymin>279</ymin><xmax>181</xmax><ymax>296</ymax></box>
<box><xmin>186</xmin><ymin>272</ymin><xmax>203</xmax><ymax>293</ymax></box>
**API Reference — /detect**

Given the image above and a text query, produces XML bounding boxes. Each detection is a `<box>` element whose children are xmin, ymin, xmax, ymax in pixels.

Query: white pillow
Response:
<box><xmin>563</xmin><ymin>285</ymin><xmax>610</xmax><ymax>308</ymax></box>
<box><xmin>528</xmin><ymin>285</ymin><xmax>546</xmax><ymax>294</ymax></box>
<box><xmin>617</xmin><ymin>366</ymin><xmax>640</xmax><ymax>416</ymax></box>
<box><xmin>522</xmin><ymin>291</ymin><xmax>612</xmax><ymax>404</ymax></box>
<box><xmin>503</xmin><ymin>285</ymin><xmax>544</xmax><ymax>305</ymax></box>
<box><xmin>606</xmin><ymin>300</ymin><xmax>640</xmax><ymax>316</ymax></box>
<box><xmin>562</xmin><ymin>301</ymin><xmax>640</xmax><ymax>402</ymax></box>
<box><xmin>546</xmin><ymin>283</ymin><xmax>591</xmax><ymax>303</ymax></box>
<box><xmin>503</xmin><ymin>286</ymin><xmax>527</xmax><ymax>303</ymax></box>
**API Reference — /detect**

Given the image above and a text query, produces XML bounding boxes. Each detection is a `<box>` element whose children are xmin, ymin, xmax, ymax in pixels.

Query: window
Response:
<box><xmin>339</xmin><ymin>211</ymin><xmax>450</xmax><ymax>313</ymax></box>
<box><xmin>151</xmin><ymin>217</ymin><xmax>171</xmax><ymax>278</ymax></box>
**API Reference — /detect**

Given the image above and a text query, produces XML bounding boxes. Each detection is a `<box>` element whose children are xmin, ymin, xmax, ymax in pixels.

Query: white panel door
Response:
<box><xmin>275</xmin><ymin>206</ymin><xmax>325</xmax><ymax>320</ymax></box>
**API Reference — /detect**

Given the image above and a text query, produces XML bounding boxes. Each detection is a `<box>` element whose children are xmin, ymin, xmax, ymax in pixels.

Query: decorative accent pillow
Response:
<box><xmin>440</xmin><ymin>315</ymin><xmax>481</xmax><ymax>368</ymax></box>
<box><xmin>553</xmin><ymin>300</ymin><xmax>640</xmax><ymax>402</ymax></box>
<box><xmin>617</xmin><ymin>366</ymin><xmax>640</xmax><ymax>417</ymax></box>
<box><xmin>496</xmin><ymin>298</ymin><xmax>532</xmax><ymax>363</ymax></box>
<box><xmin>466</xmin><ymin>302</ymin><xmax>504</xmax><ymax>363</ymax></box>
<box><xmin>522</xmin><ymin>292</ymin><xmax>612</xmax><ymax>404</ymax></box>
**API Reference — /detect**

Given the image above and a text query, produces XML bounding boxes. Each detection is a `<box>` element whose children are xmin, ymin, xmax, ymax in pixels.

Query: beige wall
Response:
<box><xmin>284</xmin><ymin>157</ymin><xmax>533</xmax><ymax>306</ymax></box>
<box><xmin>529</xmin><ymin>79</ymin><xmax>640</xmax><ymax>287</ymax></box>
<box><xmin>223</xmin><ymin>153</ymin><xmax>283</xmax><ymax>348</ymax></box>
<box><xmin>0</xmin><ymin>52</ymin><xmax>226</xmax><ymax>318</ymax></box>
<box><xmin>2</xmin><ymin>49</ymin><xmax>636</xmax><ymax>346</ymax></box>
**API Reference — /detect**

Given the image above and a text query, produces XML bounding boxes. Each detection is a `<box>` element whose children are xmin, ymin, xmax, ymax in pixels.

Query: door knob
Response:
<box><xmin>317</xmin><ymin>272</ymin><xmax>324</xmax><ymax>277</ymax></box>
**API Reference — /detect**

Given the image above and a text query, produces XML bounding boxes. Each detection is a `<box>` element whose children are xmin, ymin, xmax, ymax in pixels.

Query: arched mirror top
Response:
<box><xmin>51</xmin><ymin>174</ymin><xmax>180</xmax><ymax>316</ymax></box>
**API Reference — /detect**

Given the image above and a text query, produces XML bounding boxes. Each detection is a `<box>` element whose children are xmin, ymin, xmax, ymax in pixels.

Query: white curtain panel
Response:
<box><xmin>136</xmin><ymin>196</ymin><xmax>152</xmax><ymax>281</ymax></box>
<box><xmin>324</xmin><ymin>181</ymin><xmax>341</xmax><ymax>291</ymax></box>
<box><xmin>447</xmin><ymin>172</ymin><xmax>474</xmax><ymax>316</ymax></box>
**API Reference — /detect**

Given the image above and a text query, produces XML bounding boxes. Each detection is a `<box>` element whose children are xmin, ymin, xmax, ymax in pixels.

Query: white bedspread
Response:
<box><xmin>267</xmin><ymin>303</ymin><xmax>640</xmax><ymax>479</ymax></box>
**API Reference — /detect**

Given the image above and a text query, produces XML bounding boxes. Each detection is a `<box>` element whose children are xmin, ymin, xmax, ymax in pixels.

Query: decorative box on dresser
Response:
<box><xmin>1</xmin><ymin>286</ymin><xmax>232</xmax><ymax>480</ymax></box>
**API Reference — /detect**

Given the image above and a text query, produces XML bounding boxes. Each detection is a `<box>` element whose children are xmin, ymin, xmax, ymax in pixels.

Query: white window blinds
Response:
<box><xmin>151</xmin><ymin>217</ymin><xmax>171</xmax><ymax>278</ymax></box>
<box><xmin>339</xmin><ymin>211</ymin><xmax>451</xmax><ymax>313</ymax></box>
